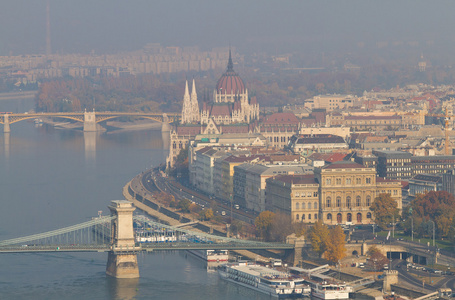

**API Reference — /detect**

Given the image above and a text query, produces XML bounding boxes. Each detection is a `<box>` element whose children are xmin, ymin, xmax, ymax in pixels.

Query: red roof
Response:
<box><xmin>215</xmin><ymin>53</ymin><xmax>245</xmax><ymax>94</ymax></box>
<box><xmin>263</xmin><ymin>112</ymin><xmax>300</xmax><ymax>125</ymax></box>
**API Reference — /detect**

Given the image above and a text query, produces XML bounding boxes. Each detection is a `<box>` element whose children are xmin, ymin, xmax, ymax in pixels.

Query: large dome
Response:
<box><xmin>215</xmin><ymin>51</ymin><xmax>245</xmax><ymax>94</ymax></box>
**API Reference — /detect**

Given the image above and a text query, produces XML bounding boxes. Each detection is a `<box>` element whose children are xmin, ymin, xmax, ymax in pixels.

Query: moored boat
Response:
<box><xmin>187</xmin><ymin>249</ymin><xmax>229</xmax><ymax>262</ymax></box>
<box><xmin>218</xmin><ymin>261</ymin><xmax>311</xmax><ymax>298</ymax></box>
<box><xmin>310</xmin><ymin>281</ymin><xmax>352</xmax><ymax>300</ymax></box>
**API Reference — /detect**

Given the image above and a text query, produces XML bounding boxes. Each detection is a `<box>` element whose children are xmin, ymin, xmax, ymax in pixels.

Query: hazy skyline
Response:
<box><xmin>1</xmin><ymin>1</ymin><xmax>455</xmax><ymax>57</ymax></box>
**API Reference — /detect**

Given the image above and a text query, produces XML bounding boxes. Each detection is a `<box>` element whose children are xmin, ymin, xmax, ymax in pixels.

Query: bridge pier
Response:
<box><xmin>3</xmin><ymin>114</ymin><xmax>10</xmax><ymax>133</ymax></box>
<box><xmin>84</xmin><ymin>110</ymin><xmax>97</xmax><ymax>132</ymax></box>
<box><xmin>106</xmin><ymin>200</ymin><xmax>140</xmax><ymax>278</ymax></box>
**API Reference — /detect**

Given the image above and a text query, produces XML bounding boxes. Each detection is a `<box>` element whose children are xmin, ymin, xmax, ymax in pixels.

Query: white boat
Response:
<box><xmin>188</xmin><ymin>249</ymin><xmax>229</xmax><ymax>262</ymax></box>
<box><xmin>218</xmin><ymin>261</ymin><xmax>311</xmax><ymax>298</ymax></box>
<box><xmin>310</xmin><ymin>281</ymin><xmax>352</xmax><ymax>300</ymax></box>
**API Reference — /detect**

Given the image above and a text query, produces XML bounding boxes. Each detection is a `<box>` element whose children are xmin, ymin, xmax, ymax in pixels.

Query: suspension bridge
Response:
<box><xmin>0</xmin><ymin>200</ymin><xmax>293</xmax><ymax>278</ymax></box>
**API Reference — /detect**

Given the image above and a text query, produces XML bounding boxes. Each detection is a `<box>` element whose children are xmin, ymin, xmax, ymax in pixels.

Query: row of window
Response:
<box><xmin>325</xmin><ymin>177</ymin><xmax>372</xmax><ymax>185</ymax></box>
<box><xmin>296</xmin><ymin>213</ymin><xmax>318</xmax><ymax>221</ymax></box>
<box><xmin>295</xmin><ymin>192</ymin><xmax>318</xmax><ymax>198</ymax></box>
<box><xmin>295</xmin><ymin>202</ymin><xmax>318</xmax><ymax>210</ymax></box>
<box><xmin>325</xmin><ymin>195</ymin><xmax>371</xmax><ymax>208</ymax></box>
<box><xmin>326</xmin><ymin>212</ymin><xmax>372</xmax><ymax>223</ymax></box>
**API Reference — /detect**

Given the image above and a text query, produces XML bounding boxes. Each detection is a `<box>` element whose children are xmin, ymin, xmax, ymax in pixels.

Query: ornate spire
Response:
<box><xmin>191</xmin><ymin>78</ymin><xmax>197</xmax><ymax>97</ymax></box>
<box><xmin>227</xmin><ymin>48</ymin><xmax>234</xmax><ymax>72</ymax></box>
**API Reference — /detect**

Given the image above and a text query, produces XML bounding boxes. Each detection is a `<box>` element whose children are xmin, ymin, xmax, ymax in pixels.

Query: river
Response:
<box><xmin>0</xmin><ymin>97</ymin><xmax>270</xmax><ymax>300</ymax></box>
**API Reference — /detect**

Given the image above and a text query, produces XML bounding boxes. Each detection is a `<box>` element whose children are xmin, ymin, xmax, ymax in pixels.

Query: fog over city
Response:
<box><xmin>1</xmin><ymin>0</ymin><xmax>455</xmax><ymax>58</ymax></box>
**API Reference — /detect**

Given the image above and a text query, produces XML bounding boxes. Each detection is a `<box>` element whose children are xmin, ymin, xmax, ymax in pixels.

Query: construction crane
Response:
<box><xmin>426</xmin><ymin>108</ymin><xmax>454</xmax><ymax>155</ymax></box>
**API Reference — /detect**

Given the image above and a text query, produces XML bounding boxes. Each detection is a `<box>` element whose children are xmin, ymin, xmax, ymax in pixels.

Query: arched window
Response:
<box><xmin>302</xmin><ymin>202</ymin><xmax>306</xmax><ymax>209</ymax></box>
<box><xmin>308</xmin><ymin>202</ymin><xmax>312</xmax><ymax>209</ymax></box>
<box><xmin>366</xmin><ymin>212</ymin><xmax>372</xmax><ymax>219</ymax></box>
<box><xmin>356</xmin><ymin>196</ymin><xmax>361</xmax><ymax>207</ymax></box>
<box><xmin>337</xmin><ymin>213</ymin><xmax>342</xmax><ymax>223</ymax></box>
<box><xmin>314</xmin><ymin>202</ymin><xmax>318</xmax><ymax>209</ymax></box>
<box><xmin>347</xmin><ymin>213</ymin><xmax>352</xmax><ymax>222</ymax></box>
<box><xmin>314</xmin><ymin>214</ymin><xmax>318</xmax><ymax>219</ymax></box>
<box><xmin>346</xmin><ymin>178</ymin><xmax>351</xmax><ymax>184</ymax></box>
<box><xmin>308</xmin><ymin>214</ymin><xmax>312</xmax><ymax>220</ymax></box>
<box><xmin>346</xmin><ymin>196</ymin><xmax>351</xmax><ymax>208</ymax></box>
<box><xmin>326</xmin><ymin>197</ymin><xmax>331</xmax><ymax>208</ymax></box>
<box><xmin>327</xmin><ymin>213</ymin><xmax>332</xmax><ymax>220</ymax></box>
<box><xmin>357</xmin><ymin>213</ymin><xmax>362</xmax><ymax>223</ymax></box>
<box><xmin>302</xmin><ymin>214</ymin><xmax>306</xmax><ymax>220</ymax></box>
<box><xmin>366</xmin><ymin>196</ymin><xmax>371</xmax><ymax>207</ymax></box>
<box><xmin>336</xmin><ymin>196</ymin><xmax>341</xmax><ymax>207</ymax></box>
<box><xmin>296</xmin><ymin>202</ymin><xmax>300</xmax><ymax>210</ymax></box>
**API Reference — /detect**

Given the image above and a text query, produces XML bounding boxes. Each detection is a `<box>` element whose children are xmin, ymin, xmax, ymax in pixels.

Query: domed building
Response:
<box><xmin>168</xmin><ymin>50</ymin><xmax>260</xmax><ymax>168</ymax></box>
<box><xmin>182</xmin><ymin>50</ymin><xmax>259</xmax><ymax>126</ymax></box>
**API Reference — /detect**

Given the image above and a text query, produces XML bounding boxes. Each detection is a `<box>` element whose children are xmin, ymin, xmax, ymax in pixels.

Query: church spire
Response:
<box><xmin>227</xmin><ymin>48</ymin><xmax>234</xmax><ymax>72</ymax></box>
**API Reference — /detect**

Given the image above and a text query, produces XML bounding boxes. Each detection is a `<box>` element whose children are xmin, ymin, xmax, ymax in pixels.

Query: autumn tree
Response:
<box><xmin>269</xmin><ymin>212</ymin><xmax>293</xmax><ymax>243</ymax></box>
<box><xmin>177</xmin><ymin>198</ymin><xmax>192</xmax><ymax>213</ymax></box>
<box><xmin>367</xmin><ymin>246</ymin><xmax>389</xmax><ymax>271</ymax></box>
<box><xmin>409</xmin><ymin>191</ymin><xmax>455</xmax><ymax>238</ymax></box>
<box><xmin>325</xmin><ymin>225</ymin><xmax>347</xmax><ymax>264</ymax></box>
<box><xmin>309</xmin><ymin>220</ymin><xmax>330</xmax><ymax>258</ymax></box>
<box><xmin>370</xmin><ymin>193</ymin><xmax>400</xmax><ymax>229</ymax></box>
<box><xmin>255</xmin><ymin>211</ymin><xmax>275</xmax><ymax>241</ymax></box>
<box><xmin>198</xmin><ymin>208</ymin><xmax>214</xmax><ymax>221</ymax></box>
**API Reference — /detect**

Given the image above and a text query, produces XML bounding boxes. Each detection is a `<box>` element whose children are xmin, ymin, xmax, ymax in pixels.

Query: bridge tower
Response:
<box><xmin>3</xmin><ymin>114</ymin><xmax>10</xmax><ymax>133</ymax></box>
<box><xmin>106</xmin><ymin>200</ymin><xmax>140</xmax><ymax>278</ymax></box>
<box><xmin>83</xmin><ymin>110</ymin><xmax>97</xmax><ymax>132</ymax></box>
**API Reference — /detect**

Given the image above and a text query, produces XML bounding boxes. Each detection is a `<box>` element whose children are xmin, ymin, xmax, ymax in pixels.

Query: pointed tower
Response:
<box><xmin>191</xmin><ymin>79</ymin><xmax>200</xmax><ymax>122</ymax></box>
<box><xmin>181</xmin><ymin>80</ymin><xmax>191</xmax><ymax>124</ymax></box>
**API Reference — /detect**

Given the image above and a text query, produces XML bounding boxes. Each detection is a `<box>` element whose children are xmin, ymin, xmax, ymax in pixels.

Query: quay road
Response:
<box><xmin>142</xmin><ymin>169</ymin><xmax>258</xmax><ymax>225</ymax></box>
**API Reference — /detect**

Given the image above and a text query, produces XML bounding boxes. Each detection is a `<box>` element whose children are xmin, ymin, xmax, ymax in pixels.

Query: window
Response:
<box><xmin>307</xmin><ymin>192</ymin><xmax>312</xmax><ymax>197</ymax></box>
<box><xmin>336</xmin><ymin>178</ymin><xmax>341</xmax><ymax>185</ymax></box>
<box><xmin>366</xmin><ymin>196</ymin><xmax>371</xmax><ymax>207</ymax></box>
<box><xmin>302</xmin><ymin>214</ymin><xmax>306</xmax><ymax>220</ymax></box>
<box><xmin>314</xmin><ymin>214</ymin><xmax>318</xmax><ymax>219</ymax></box>
<box><xmin>366</xmin><ymin>177</ymin><xmax>371</xmax><ymax>184</ymax></box>
<box><xmin>295</xmin><ymin>192</ymin><xmax>300</xmax><ymax>197</ymax></box>
<box><xmin>336</xmin><ymin>196</ymin><xmax>341</xmax><ymax>207</ymax></box>
<box><xmin>357</xmin><ymin>213</ymin><xmax>362</xmax><ymax>223</ymax></box>
<box><xmin>296</xmin><ymin>203</ymin><xmax>300</xmax><ymax>209</ymax></box>
<box><xmin>314</xmin><ymin>202</ymin><xmax>318</xmax><ymax>209</ymax></box>
<box><xmin>347</xmin><ymin>213</ymin><xmax>352</xmax><ymax>222</ymax></box>
<box><xmin>356</xmin><ymin>178</ymin><xmax>361</xmax><ymax>184</ymax></box>
<box><xmin>308</xmin><ymin>214</ymin><xmax>312</xmax><ymax>220</ymax></box>
<box><xmin>296</xmin><ymin>214</ymin><xmax>299</xmax><ymax>221</ymax></box>
<box><xmin>327</xmin><ymin>213</ymin><xmax>332</xmax><ymax>220</ymax></box>
<box><xmin>367</xmin><ymin>212</ymin><xmax>372</xmax><ymax>219</ymax></box>
<box><xmin>326</xmin><ymin>178</ymin><xmax>332</xmax><ymax>185</ymax></box>
<box><xmin>313</xmin><ymin>192</ymin><xmax>318</xmax><ymax>197</ymax></box>
<box><xmin>308</xmin><ymin>202</ymin><xmax>312</xmax><ymax>209</ymax></box>
<box><xmin>346</xmin><ymin>178</ymin><xmax>351</xmax><ymax>184</ymax></box>
<box><xmin>326</xmin><ymin>197</ymin><xmax>331</xmax><ymax>208</ymax></box>
<box><xmin>346</xmin><ymin>196</ymin><xmax>351</xmax><ymax>208</ymax></box>
<box><xmin>302</xmin><ymin>202</ymin><xmax>306</xmax><ymax>209</ymax></box>
<box><xmin>356</xmin><ymin>196</ymin><xmax>361</xmax><ymax>207</ymax></box>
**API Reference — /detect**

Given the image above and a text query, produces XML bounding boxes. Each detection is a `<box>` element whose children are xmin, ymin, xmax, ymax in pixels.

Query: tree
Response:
<box><xmin>410</xmin><ymin>191</ymin><xmax>455</xmax><ymax>238</ymax></box>
<box><xmin>308</xmin><ymin>220</ymin><xmax>330</xmax><ymax>258</ymax></box>
<box><xmin>269</xmin><ymin>212</ymin><xmax>293</xmax><ymax>243</ymax></box>
<box><xmin>370</xmin><ymin>193</ymin><xmax>400</xmax><ymax>229</ymax></box>
<box><xmin>325</xmin><ymin>225</ymin><xmax>347</xmax><ymax>264</ymax></box>
<box><xmin>255</xmin><ymin>211</ymin><xmax>275</xmax><ymax>240</ymax></box>
<box><xmin>198</xmin><ymin>209</ymin><xmax>214</xmax><ymax>221</ymax></box>
<box><xmin>367</xmin><ymin>246</ymin><xmax>389</xmax><ymax>271</ymax></box>
<box><xmin>177</xmin><ymin>198</ymin><xmax>191</xmax><ymax>213</ymax></box>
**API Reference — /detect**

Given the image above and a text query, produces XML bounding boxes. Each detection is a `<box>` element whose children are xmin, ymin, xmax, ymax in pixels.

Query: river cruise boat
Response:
<box><xmin>187</xmin><ymin>249</ymin><xmax>229</xmax><ymax>262</ymax></box>
<box><xmin>218</xmin><ymin>262</ymin><xmax>311</xmax><ymax>298</ymax></box>
<box><xmin>310</xmin><ymin>281</ymin><xmax>352</xmax><ymax>300</ymax></box>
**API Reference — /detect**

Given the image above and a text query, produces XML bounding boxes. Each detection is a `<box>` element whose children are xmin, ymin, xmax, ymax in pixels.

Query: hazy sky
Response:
<box><xmin>1</xmin><ymin>1</ymin><xmax>455</xmax><ymax>56</ymax></box>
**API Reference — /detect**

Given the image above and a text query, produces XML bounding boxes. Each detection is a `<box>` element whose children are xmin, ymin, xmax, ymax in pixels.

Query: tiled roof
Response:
<box><xmin>272</xmin><ymin>174</ymin><xmax>317</xmax><ymax>185</ymax></box>
<box><xmin>263</xmin><ymin>112</ymin><xmax>299</xmax><ymax>125</ymax></box>
<box><xmin>323</xmin><ymin>161</ymin><xmax>366</xmax><ymax>169</ymax></box>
